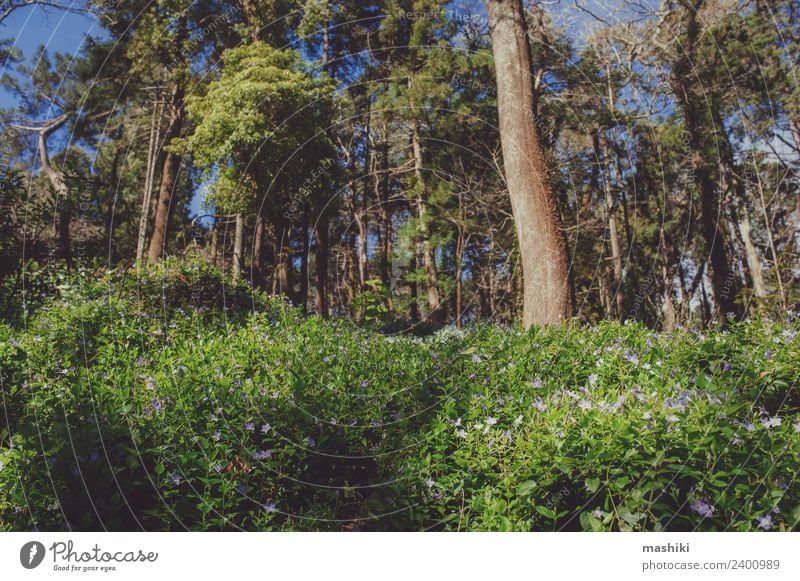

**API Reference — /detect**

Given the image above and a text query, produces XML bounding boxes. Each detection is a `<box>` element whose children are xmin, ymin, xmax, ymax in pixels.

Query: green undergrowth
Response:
<box><xmin>0</xmin><ymin>264</ymin><xmax>798</xmax><ymax>531</ymax></box>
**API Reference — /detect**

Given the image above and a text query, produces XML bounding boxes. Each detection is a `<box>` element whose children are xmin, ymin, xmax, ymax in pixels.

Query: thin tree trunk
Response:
<box><xmin>411</xmin><ymin>117</ymin><xmax>440</xmax><ymax>322</ymax></box>
<box><xmin>253</xmin><ymin>213</ymin><xmax>265</xmax><ymax>287</ymax></box>
<box><xmin>597</xmin><ymin>131</ymin><xmax>626</xmax><ymax>321</ymax></box>
<box><xmin>736</xmin><ymin>205</ymin><xmax>767</xmax><ymax>300</ymax></box>
<box><xmin>300</xmin><ymin>206</ymin><xmax>310</xmax><ymax>311</ymax></box>
<box><xmin>355</xmin><ymin>208</ymin><xmax>368</xmax><ymax>291</ymax></box>
<box><xmin>377</xmin><ymin>121</ymin><xmax>392</xmax><ymax>295</ymax></box>
<box><xmin>137</xmin><ymin>95</ymin><xmax>162</xmax><ymax>264</ymax></box>
<box><xmin>232</xmin><ymin>213</ymin><xmax>244</xmax><ymax>282</ymax></box>
<box><xmin>14</xmin><ymin>114</ymin><xmax>72</xmax><ymax>266</ymax></box>
<box><xmin>315</xmin><ymin>220</ymin><xmax>329</xmax><ymax>317</ymax></box>
<box><xmin>409</xmin><ymin>250</ymin><xmax>420</xmax><ymax>321</ymax></box>
<box><xmin>210</xmin><ymin>222</ymin><xmax>219</xmax><ymax>267</ymax></box>
<box><xmin>487</xmin><ymin>0</ymin><xmax>573</xmax><ymax>327</ymax></box>
<box><xmin>669</xmin><ymin>3</ymin><xmax>738</xmax><ymax>324</ymax></box>
<box><xmin>662</xmin><ymin>263</ymin><xmax>676</xmax><ymax>331</ymax></box>
<box><xmin>455</xmin><ymin>197</ymin><xmax>465</xmax><ymax>328</ymax></box>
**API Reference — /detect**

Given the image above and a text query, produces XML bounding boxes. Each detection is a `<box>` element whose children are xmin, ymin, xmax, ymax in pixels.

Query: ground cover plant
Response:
<box><xmin>1</xmin><ymin>264</ymin><xmax>797</xmax><ymax>531</ymax></box>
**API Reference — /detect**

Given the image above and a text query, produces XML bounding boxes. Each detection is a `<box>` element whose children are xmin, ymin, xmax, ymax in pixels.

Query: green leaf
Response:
<box><xmin>535</xmin><ymin>505</ymin><xmax>556</xmax><ymax>519</ymax></box>
<box><xmin>516</xmin><ymin>480</ymin><xmax>538</xmax><ymax>497</ymax></box>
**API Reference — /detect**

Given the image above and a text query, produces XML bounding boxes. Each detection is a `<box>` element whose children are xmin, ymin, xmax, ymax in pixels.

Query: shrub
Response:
<box><xmin>1</xmin><ymin>269</ymin><xmax>798</xmax><ymax>531</ymax></box>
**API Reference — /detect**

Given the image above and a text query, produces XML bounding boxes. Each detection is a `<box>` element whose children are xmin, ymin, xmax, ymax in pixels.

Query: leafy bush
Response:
<box><xmin>1</xmin><ymin>268</ymin><xmax>798</xmax><ymax>531</ymax></box>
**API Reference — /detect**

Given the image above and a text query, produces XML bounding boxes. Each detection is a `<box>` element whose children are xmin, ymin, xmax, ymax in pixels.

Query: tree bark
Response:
<box><xmin>597</xmin><ymin>132</ymin><xmax>626</xmax><ymax>321</ymax></box>
<box><xmin>487</xmin><ymin>0</ymin><xmax>573</xmax><ymax>327</ymax></box>
<box><xmin>300</xmin><ymin>206</ymin><xmax>310</xmax><ymax>311</ymax></box>
<box><xmin>147</xmin><ymin>87</ymin><xmax>184</xmax><ymax>264</ymax></box>
<box><xmin>314</xmin><ymin>219</ymin><xmax>329</xmax><ymax>317</ymax></box>
<box><xmin>411</xmin><ymin>117</ymin><xmax>441</xmax><ymax>322</ymax></box>
<box><xmin>210</xmin><ymin>222</ymin><xmax>218</xmax><ymax>267</ymax></box>
<box><xmin>669</xmin><ymin>2</ymin><xmax>739</xmax><ymax>324</ymax></box>
<box><xmin>137</xmin><ymin>94</ymin><xmax>163</xmax><ymax>264</ymax></box>
<box><xmin>736</xmin><ymin>205</ymin><xmax>767</xmax><ymax>300</ymax></box>
<box><xmin>232</xmin><ymin>213</ymin><xmax>244</xmax><ymax>282</ymax></box>
<box><xmin>253</xmin><ymin>213</ymin><xmax>265</xmax><ymax>287</ymax></box>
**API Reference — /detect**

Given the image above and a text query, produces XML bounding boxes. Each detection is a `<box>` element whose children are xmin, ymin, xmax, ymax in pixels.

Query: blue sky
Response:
<box><xmin>0</xmin><ymin>4</ymin><xmax>100</xmax><ymax>107</ymax></box>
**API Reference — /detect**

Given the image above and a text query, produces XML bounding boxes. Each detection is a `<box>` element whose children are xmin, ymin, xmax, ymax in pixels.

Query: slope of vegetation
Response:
<box><xmin>1</xmin><ymin>264</ymin><xmax>797</xmax><ymax>531</ymax></box>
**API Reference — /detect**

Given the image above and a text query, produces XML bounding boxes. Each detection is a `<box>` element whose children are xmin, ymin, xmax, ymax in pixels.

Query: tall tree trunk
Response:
<box><xmin>455</xmin><ymin>195</ymin><xmax>465</xmax><ymax>328</ymax></box>
<box><xmin>232</xmin><ymin>213</ymin><xmax>244</xmax><ymax>282</ymax></box>
<box><xmin>376</xmin><ymin>121</ymin><xmax>392</xmax><ymax>298</ymax></box>
<box><xmin>355</xmin><ymin>208</ymin><xmax>368</xmax><ymax>291</ymax></box>
<box><xmin>300</xmin><ymin>206</ymin><xmax>310</xmax><ymax>311</ymax></box>
<box><xmin>662</xmin><ymin>263</ymin><xmax>676</xmax><ymax>331</ymax></box>
<box><xmin>314</xmin><ymin>220</ymin><xmax>329</xmax><ymax>317</ymax></box>
<box><xmin>669</xmin><ymin>4</ymin><xmax>739</xmax><ymax>324</ymax></box>
<box><xmin>487</xmin><ymin>0</ymin><xmax>573</xmax><ymax>327</ymax></box>
<box><xmin>15</xmin><ymin>114</ymin><xmax>72</xmax><ymax>266</ymax></box>
<box><xmin>411</xmin><ymin>118</ymin><xmax>440</xmax><ymax>322</ymax></box>
<box><xmin>253</xmin><ymin>213</ymin><xmax>265</xmax><ymax>287</ymax></box>
<box><xmin>597</xmin><ymin>131</ymin><xmax>626</xmax><ymax>321</ymax></box>
<box><xmin>210</xmin><ymin>222</ymin><xmax>219</xmax><ymax>267</ymax></box>
<box><xmin>147</xmin><ymin>90</ymin><xmax>184</xmax><ymax>264</ymax></box>
<box><xmin>409</xmin><ymin>250</ymin><xmax>420</xmax><ymax>321</ymax></box>
<box><xmin>274</xmin><ymin>219</ymin><xmax>291</xmax><ymax>297</ymax></box>
<box><xmin>137</xmin><ymin>95</ymin><xmax>163</xmax><ymax>264</ymax></box>
<box><xmin>735</xmin><ymin>205</ymin><xmax>767</xmax><ymax>300</ymax></box>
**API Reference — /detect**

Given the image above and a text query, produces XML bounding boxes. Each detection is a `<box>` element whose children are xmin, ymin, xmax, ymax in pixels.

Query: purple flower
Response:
<box><xmin>531</xmin><ymin>397</ymin><xmax>547</xmax><ymax>412</ymax></box>
<box><xmin>168</xmin><ymin>472</ymin><xmax>182</xmax><ymax>486</ymax></box>
<box><xmin>236</xmin><ymin>484</ymin><xmax>248</xmax><ymax>495</ymax></box>
<box><xmin>588</xmin><ymin>373</ymin><xmax>599</xmax><ymax>388</ymax></box>
<box><xmin>755</xmin><ymin>514</ymin><xmax>773</xmax><ymax>530</ymax></box>
<box><xmin>307</xmin><ymin>437</ymin><xmax>316</xmax><ymax>448</ymax></box>
<box><xmin>722</xmin><ymin>361</ymin><xmax>732</xmax><ymax>373</ymax></box>
<box><xmin>761</xmin><ymin>416</ymin><xmax>782</xmax><ymax>429</ymax></box>
<box><xmin>623</xmin><ymin>349</ymin><xmax>639</xmax><ymax>365</ymax></box>
<box><xmin>531</xmin><ymin>377</ymin><xmax>543</xmax><ymax>389</ymax></box>
<box><xmin>211</xmin><ymin>431</ymin><xmax>221</xmax><ymax>442</ymax></box>
<box><xmin>360</xmin><ymin>380</ymin><xmax>370</xmax><ymax>388</ymax></box>
<box><xmin>739</xmin><ymin>420</ymin><xmax>755</xmax><ymax>432</ymax></box>
<box><xmin>259</xmin><ymin>387</ymin><xmax>267</xmax><ymax>397</ymax></box>
<box><xmin>263</xmin><ymin>502</ymin><xmax>277</xmax><ymax>513</ymax></box>
<box><xmin>244</xmin><ymin>422</ymin><xmax>255</xmax><ymax>432</ymax></box>
<box><xmin>764</xmin><ymin>350</ymin><xmax>774</xmax><ymax>359</ymax></box>
<box><xmin>665</xmin><ymin>398</ymin><xmax>686</xmax><ymax>412</ymax></box>
<box><xmin>253</xmin><ymin>450</ymin><xmax>272</xmax><ymax>460</ymax></box>
<box><xmin>261</xmin><ymin>423</ymin><xmax>271</xmax><ymax>434</ymax></box>
<box><xmin>690</xmin><ymin>499</ymin><xmax>714</xmax><ymax>518</ymax></box>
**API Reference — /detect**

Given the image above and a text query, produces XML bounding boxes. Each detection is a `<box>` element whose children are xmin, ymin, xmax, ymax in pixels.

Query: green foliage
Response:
<box><xmin>1</xmin><ymin>270</ymin><xmax>797</xmax><ymax>531</ymax></box>
<box><xmin>184</xmin><ymin>42</ymin><xmax>336</xmax><ymax>213</ymax></box>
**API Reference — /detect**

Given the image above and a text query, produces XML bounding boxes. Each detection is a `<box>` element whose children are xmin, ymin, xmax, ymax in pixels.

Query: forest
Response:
<box><xmin>0</xmin><ymin>0</ymin><xmax>798</xmax><ymax>532</ymax></box>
